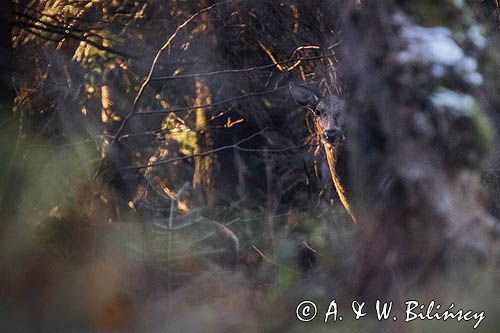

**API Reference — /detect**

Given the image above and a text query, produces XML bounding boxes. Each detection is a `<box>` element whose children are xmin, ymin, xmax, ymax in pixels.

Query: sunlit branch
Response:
<box><xmin>14</xmin><ymin>11</ymin><xmax>103</xmax><ymax>38</ymax></box>
<box><xmin>14</xmin><ymin>21</ymin><xmax>131</xmax><ymax>57</ymax></box>
<box><xmin>13</xmin><ymin>2</ymin><xmax>137</xmax><ymax>30</ymax></box>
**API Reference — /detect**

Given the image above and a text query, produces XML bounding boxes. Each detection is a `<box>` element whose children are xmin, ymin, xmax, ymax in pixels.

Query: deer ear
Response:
<box><xmin>289</xmin><ymin>83</ymin><xmax>319</xmax><ymax>111</ymax></box>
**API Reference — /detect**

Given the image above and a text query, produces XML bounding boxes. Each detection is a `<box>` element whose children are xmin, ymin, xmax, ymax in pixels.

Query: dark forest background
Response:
<box><xmin>1</xmin><ymin>0</ymin><xmax>500</xmax><ymax>332</ymax></box>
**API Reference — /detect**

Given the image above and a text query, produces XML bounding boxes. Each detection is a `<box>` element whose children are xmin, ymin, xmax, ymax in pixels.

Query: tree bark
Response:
<box><xmin>193</xmin><ymin>79</ymin><xmax>218</xmax><ymax>207</ymax></box>
<box><xmin>192</xmin><ymin>1</ymin><xmax>218</xmax><ymax>207</ymax></box>
<box><xmin>342</xmin><ymin>0</ymin><xmax>498</xmax><ymax>298</ymax></box>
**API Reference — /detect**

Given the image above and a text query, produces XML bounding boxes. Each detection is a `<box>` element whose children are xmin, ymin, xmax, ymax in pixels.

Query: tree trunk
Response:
<box><xmin>193</xmin><ymin>79</ymin><xmax>218</xmax><ymax>207</ymax></box>
<box><xmin>342</xmin><ymin>0</ymin><xmax>498</xmax><ymax>298</ymax></box>
<box><xmin>192</xmin><ymin>1</ymin><xmax>218</xmax><ymax>207</ymax></box>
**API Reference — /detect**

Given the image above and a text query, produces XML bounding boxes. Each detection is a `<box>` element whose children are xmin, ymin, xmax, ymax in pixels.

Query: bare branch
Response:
<box><xmin>134</xmin><ymin>70</ymin><xmax>332</xmax><ymax>116</ymax></box>
<box><xmin>135</xmin><ymin>86</ymin><xmax>289</xmax><ymax>116</ymax></box>
<box><xmin>14</xmin><ymin>21</ymin><xmax>131</xmax><ymax>57</ymax></box>
<box><xmin>14</xmin><ymin>11</ymin><xmax>105</xmax><ymax>39</ymax></box>
<box><xmin>122</xmin><ymin>130</ymin><xmax>317</xmax><ymax>171</ymax></box>
<box><xmin>150</xmin><ymin>55</ymin><xmax>334</xmax><ymax>81</ymax></box>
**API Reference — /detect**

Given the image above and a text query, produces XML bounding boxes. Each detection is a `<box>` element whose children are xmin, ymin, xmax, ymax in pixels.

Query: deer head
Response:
<box><xmin>289</xmin><ymin>83</ymin><xmax>356</xmax><ymax>223</ymax></box>
<box><xmin>289</xmin><ymin>83</ymin><xmax>346</xmax><ymax>147</ymax></box>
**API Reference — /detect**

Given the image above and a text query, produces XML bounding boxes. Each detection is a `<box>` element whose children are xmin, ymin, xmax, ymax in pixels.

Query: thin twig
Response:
<box><xmin>0</xmin><ymin>115</ymin><xmax>13</xmax><ymax>129</ymax></box>
<box><xmin>252</xmin><ymin>245</ymin><xmax>301</xmax><ymax>275</ymax></box>
<box><xmin>134</xmin><ymin>70</ymin><xmax>332</xmax><ymax>116</ymax></box>
<box><xmin>151</xmin><ymin>55</ymin><xmax>333</xmax><ymax>81</ymax></box>
<box><xmin>14</xmin><ymin>11</ymin><xmax>108</xmax><ymax>40</ymax></box>
<box><xmin>124</xmin><ymin>143</ymin><xmax>315</xmax><ymax>170</ymax></box>
<box><xmin>14</xmin><ymin>21</ymin><xmax>131</xmax><ymax>57</ymax></box>
<box><xmin>122</xmin><ymin>129</ymin><xmax>265</xmax><ymax>170</ymax></box>
<box><xmin>135</xmin><ymin>86</ymin><xmax>289</xmax><ymax>116</ymax></box>
<box><xmin>122</xmin><ymin>131</ymin><xmax>317</xmax><ymax>171</ymax></box>
<box><xmin>235</xmin><ymin>143</ymin><xmax>314</xmax><ymax>153</ymax></box>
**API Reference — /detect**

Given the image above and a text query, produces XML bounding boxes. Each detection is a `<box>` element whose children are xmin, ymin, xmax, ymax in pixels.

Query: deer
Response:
<box><xmin>289</xmin><ymin>83</ymin><xmax>356</xmax><ymax>223</ymax></box>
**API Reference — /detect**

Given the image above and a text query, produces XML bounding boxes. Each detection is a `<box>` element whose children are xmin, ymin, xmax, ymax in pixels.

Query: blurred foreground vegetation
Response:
<box><xmin>1</xmin><ymin>0</ymin><xmax>500</xmax><ymax>332</ymax></box>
